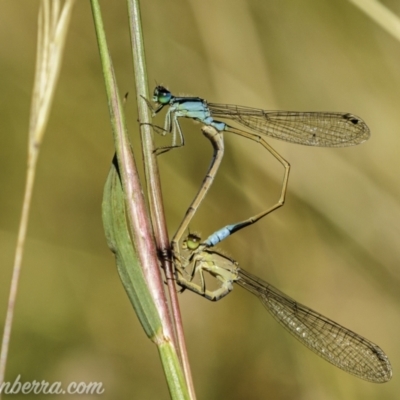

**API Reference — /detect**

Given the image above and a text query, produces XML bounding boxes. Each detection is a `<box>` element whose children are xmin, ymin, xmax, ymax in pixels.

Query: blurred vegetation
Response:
<box><xmin>1</xmin><ymin>1</ymin><xmax>400</xmax><ymax>399</ymax></box>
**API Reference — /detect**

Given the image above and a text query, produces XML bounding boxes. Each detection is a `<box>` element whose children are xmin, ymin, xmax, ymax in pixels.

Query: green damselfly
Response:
<box><xmin>175</xmin><ymin>233</ymin><xmax>392</xmax><ymax>383</ymax></box>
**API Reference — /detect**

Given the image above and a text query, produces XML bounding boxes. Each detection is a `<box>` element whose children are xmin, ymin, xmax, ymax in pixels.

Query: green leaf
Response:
<box><xmin>102</xmin><ymin>157</ymin><xmax>162</xmax><ymax>339</ymax></box>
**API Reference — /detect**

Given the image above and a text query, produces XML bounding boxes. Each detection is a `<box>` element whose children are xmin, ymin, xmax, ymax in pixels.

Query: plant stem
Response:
<box><xmin>91</xmin><ymin>1</ymin><xmax>190</xmax><ymax>398</ymax></box>
<box><xmin>126</xmin><ymin>1</ymin><xmax>197</xmax><ymax>398</ymax></box>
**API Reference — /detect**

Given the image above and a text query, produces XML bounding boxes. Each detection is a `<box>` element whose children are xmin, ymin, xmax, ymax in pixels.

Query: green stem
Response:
<box><xmin>126</xmin><ymin>1</ymin><xmax>197</xmax><ymax>398</ymax></box>
<box><xmin>91</xmin><ymin>1</ymin><xmax>190</xmax><ymax>398</ymax></box>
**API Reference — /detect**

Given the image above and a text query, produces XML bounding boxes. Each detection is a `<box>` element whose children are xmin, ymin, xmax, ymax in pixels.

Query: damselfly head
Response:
<box><xmin>153</xmin><ymin>86</ymin><xmax>172</xmax><ymax>105</ymax></box>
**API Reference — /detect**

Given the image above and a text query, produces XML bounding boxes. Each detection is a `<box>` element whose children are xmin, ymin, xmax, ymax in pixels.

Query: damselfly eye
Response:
<box><xmin>153</xmin><ymin>86</ymin><xmax>172</xmax><ymax>104</ymax></box>
<box><xmin>186</xmin><ymin>233</ymin><xmax>201</xmax><ymax>250</ymax></box>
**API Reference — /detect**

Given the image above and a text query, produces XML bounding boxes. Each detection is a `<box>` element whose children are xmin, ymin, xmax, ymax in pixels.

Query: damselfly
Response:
<box><xmin>147</xmin><ymin>87</ymin><xmax>370</xmax><ymax>250</ymax></box>
<box><xmin>175</xmin><ymin>233</ymin><xmax>392</xmax><ymax>383</ymax></box>
<box><xmin>149</xmin><ymin>86</ymin><xmax>370</xmax><ymax>149</ymax></box>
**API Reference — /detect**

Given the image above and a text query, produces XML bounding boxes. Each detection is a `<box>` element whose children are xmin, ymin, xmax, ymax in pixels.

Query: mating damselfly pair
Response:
<box><xmin>147</xmin><ymin>86</ymin><xmax>392</xmax><ymax>383</ymax></box>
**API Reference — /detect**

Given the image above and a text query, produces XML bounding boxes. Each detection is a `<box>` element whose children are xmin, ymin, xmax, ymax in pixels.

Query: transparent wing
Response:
<box><xmin>208</xmin><ymin>103</ymin><xmax>370</xmax><ymax>147</ymax></box>
<box><xmin>237</xmin><ymin>268</ymin><xmax>392</xmax><ymax>383</ymax></box>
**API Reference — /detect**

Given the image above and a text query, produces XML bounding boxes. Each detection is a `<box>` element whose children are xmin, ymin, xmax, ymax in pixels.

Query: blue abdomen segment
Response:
<box><xmin>204</xmin><ymin>220</ymin><xmax>251</xmax><ymax>247</ymax></box>
<box><xmin>204</xmin><ymin>224</ymin><xmax>237</xmax><ymax>247</ymax></box>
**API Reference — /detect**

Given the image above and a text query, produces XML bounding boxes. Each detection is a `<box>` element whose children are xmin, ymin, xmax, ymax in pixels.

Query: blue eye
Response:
<box><xmin>158</xmin><ymin>92</ymin><xmax>172</xmax><ymax>104</ymax></box>
<box><xmin>153</xmin><ymin>86</ymin><xmax>172</xmax><ymax>104</ymax></box>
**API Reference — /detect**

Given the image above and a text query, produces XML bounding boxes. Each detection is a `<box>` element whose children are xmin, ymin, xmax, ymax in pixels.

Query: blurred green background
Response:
<box><xmin>1</xmin><ymin>0</ymin><xmax>400</xmax><ymax>399</ymax></box>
